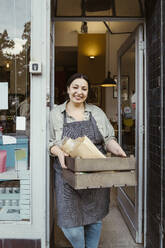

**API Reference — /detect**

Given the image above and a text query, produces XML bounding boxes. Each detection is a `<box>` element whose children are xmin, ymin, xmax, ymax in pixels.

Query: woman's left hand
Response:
<box><xmin>106</xmin><ymin>139</ymin><xmax>127</xmax><ymax>157</ymax></box>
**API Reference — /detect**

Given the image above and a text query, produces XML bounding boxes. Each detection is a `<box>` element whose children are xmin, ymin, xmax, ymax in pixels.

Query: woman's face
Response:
<box><xmin>67</xmin><ymin>78</ymin><xmax>88</xmax><ymax>104</ymax></box>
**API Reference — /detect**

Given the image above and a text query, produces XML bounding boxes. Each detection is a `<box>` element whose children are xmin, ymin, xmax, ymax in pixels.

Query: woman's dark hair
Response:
<box><xmin>66</xmin><ymin>73</ymin><xmax>91</xmax><ymax>93</ymax></box>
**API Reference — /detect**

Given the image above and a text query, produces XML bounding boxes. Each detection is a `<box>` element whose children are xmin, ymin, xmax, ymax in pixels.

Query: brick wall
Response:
<box><xmin>145</xmin><ymin>0</ymin><xmax>164</xmax><ymax>247</ymax></box>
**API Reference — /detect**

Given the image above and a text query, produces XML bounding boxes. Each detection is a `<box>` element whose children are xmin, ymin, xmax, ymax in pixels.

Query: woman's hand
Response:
<box><xmin>106</xmin><ymin>139</ymin><xmax>127</xmax><ymax>157</ymax></box>
<box><xmin>50</xmin><ymin>145</ymin><xmax>68</xmax><ymax>169</ymax></box>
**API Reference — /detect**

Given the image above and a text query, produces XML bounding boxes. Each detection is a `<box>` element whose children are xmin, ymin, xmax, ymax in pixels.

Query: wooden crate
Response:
<box><xmin>63</xmin><ymin>156</ymin><xmax>137</xmax><ymax>189</ymax></box>
<box><xmin>65</xmin><ymin>156</ymin><xmax>135</xmax><ymax>172</ymax></box>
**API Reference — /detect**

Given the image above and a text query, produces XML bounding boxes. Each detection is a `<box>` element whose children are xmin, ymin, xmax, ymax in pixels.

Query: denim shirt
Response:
<box><xmin>49</xmin><ymin>101</ymin><xmax>115</xmax><ymax>152</ymax></box>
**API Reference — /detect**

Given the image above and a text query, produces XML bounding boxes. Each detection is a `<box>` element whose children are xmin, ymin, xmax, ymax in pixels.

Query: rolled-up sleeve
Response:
<box><xmin>91</xmin><ymin>105</ymin><xmax>116</xmax><ymax>147</ymax></box>
<box><xmin>102</xmin><ymin>111</ymin><xmax>116</xmax><ymax>146</ymax></box>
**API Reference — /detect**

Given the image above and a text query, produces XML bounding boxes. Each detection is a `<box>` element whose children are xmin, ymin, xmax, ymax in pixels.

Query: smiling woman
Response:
<box><xmin>67</xmin><ymin>78</ymin><xmax>88</xmax><ymax>103</ymax></box>
<box><xmin>66</xmin><ymin>76</ymin><xmax>89</xmax><ymax>121</ymax></box>
<box><xmin>49</xmin><ymin>72</ymin><xmax>126</xmax><ymax>248</ymax></box>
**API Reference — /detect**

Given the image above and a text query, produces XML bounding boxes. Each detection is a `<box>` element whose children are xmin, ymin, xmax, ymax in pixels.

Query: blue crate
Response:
<box><xmin>0</xmin><ymin>135</ymin><xmax>28</xmax><ymax>168</ymax></box>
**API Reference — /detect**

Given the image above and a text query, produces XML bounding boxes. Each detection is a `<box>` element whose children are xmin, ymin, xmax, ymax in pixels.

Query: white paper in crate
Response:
<box><xmin>61</xmin><ymin>136</ymin><xmax>106</xmax><ymax>158</ymax></box>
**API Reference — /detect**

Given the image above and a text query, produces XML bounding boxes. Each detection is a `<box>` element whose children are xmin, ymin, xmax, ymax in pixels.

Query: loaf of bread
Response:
<box><xmin>61</xmin><ymin>136</ymin><xmax>106</xmax><ymax>159</ymax></box>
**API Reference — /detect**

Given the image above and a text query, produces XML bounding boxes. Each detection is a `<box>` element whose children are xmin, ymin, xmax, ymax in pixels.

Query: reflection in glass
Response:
<box><xmin>120</xmin><ymin>42</ymin><xmax>136</xmax><ymax>204</ymax></box>
<box><xmin>0</xmin><ymin>0</ymin><xmax>31</xmax><ymax>222</ymax></box>
<box><xmin>0</xmin><ymin>0</ymin><xmax>31</xmax><ymax>135</ymax></box>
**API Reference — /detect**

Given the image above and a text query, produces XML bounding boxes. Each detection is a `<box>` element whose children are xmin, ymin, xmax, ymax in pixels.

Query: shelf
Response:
<box><xmin>0</xmin><ymin>193</ymin><xmax>20</xmax><ymax>200</ymax></box>
<box><xmin>0</xmin><ymin>168</ymin><xmax>19</xmax><ymax>180</ymax></box>
<box><xmin>0</xmin><ymin>206</ymin><xmax>20</xmax><ymax>221</ymax></box>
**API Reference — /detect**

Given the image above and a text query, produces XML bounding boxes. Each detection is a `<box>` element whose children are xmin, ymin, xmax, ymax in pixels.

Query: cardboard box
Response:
<box><xmin>63</xmin><ymin>156</ymin><xmax>137</xmax><ymax>189</ymax></box>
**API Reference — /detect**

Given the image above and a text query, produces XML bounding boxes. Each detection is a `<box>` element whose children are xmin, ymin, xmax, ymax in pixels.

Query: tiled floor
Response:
<box><xmin>99</xmin><ymin>206</ymin><xmax>143</xmax><ymax>248</ymax></box>
<box><xmin>54</xmin><ymin>188</ymin><xmax>143</xmax><ymax>248</ymax></box>
<box><xmin>54</xmin><ymin>205</ymin><xmax>144</xmax><ymax>248</ymax></box>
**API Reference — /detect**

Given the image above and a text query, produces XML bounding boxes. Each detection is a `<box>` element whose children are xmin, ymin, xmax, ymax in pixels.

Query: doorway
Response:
<box><xmin>50</xmin><ymin>1</ymin><xmax>145</xmax><ymax>247</ymax></box>
<box><xmin>50</xmin><ymin>22</ymin><xmax>145</xmax><ymax>248</ymax></box>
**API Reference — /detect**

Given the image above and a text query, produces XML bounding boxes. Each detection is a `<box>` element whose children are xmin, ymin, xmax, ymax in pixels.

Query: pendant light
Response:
<box><xmin>100</xmin><ymin>71</ymin><xmax>116</xmax><ymax>87</ymax></box>
<box><xmin>98</xmin><ymin>31</ymin><xmax>116</xmax><ymax>87</ymax></box>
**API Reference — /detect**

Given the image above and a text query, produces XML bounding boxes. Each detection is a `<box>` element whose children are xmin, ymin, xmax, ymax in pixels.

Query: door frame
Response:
<box><xmin>117</xmin><ymin>24</ymin><xmax>144</xmax><ymax>243</ymax></box>
<box><xmin>51</xmin><ymin>18</ymin><xmax>146</xmax><ymax>246</ymax></box>
<box><xmin>0</xmin><ymin>0</ymin><xmax>50</xmax><ymax>247</ymax></box>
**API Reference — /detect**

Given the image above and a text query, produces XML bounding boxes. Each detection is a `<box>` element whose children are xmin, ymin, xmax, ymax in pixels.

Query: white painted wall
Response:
<box><xmin>55</xmin><ymin>22</ymin><xmax>107</xmax><ymax>47</ymax></box>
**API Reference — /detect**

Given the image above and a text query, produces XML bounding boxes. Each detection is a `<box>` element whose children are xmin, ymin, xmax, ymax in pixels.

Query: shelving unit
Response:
<box><xmin>0</xmin><ymin>170</ymin><xmax>31</xmax><ymax>222</ymax></box>
<box><xmin>0</xmin><ymin>135</ymin><xmax>30</xmax><ymax>222</ymax></box>
<box><xmin>0</xmin><ymin>168</ymin><xmax>19</xmax><ymax>180</ymax></box>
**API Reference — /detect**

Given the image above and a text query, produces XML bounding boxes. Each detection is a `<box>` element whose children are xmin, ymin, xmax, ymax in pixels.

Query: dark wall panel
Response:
<box><xmin>163</xmin><ymin>0</ymin><xmax>165</xmax><ymax>245</ymax></box>
<box><xmin>145</xmin><ymin>0</ymin><xmax>163</xmax><ymax>247</ymax></box>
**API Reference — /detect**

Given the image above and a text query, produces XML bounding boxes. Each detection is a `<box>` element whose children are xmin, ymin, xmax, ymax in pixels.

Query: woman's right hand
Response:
<box><xmin>50</xmin><ymin>145</ymin><xmax>68</xmax><ymax>169</ymax></box>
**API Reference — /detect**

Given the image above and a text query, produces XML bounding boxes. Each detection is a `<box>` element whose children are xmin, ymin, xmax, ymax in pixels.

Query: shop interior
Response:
<box><xmin>52</xmin><ymin>22</ymin><xmax>142</xmax><ymax>248</ymax></box>
<box><xmin>0</xmin><ymin>0</ymin><xmax>145</xmax><ymax>247</ymax></box>
<box><xmin>51</xmin><ymin>0</ymin><xmax>144</xmax><ymax>246</ymax></box>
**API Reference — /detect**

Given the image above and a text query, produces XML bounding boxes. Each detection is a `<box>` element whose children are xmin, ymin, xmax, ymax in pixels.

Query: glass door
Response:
<box><xmin>0</xmin><ymin>1</ymin><xmax>50</xmax><ymax>245</ymax></box>
<box><xmin>0</xmin><ymin>0</ymin><xmax>31</xmax><ymax>222</ymax></box>
<box><xmin>117</xmin><ymin>24</ymin><xmax>144</xmax><ymax>243</ymax></box>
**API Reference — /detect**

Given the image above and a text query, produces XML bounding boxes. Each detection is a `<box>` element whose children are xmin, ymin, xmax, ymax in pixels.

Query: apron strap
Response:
<box><xmin>63</xmin><ymin>110</ymin><xmax>67</xmax><ymax>124</ymax></box>
<box><xmin>89</xmin><ymin>112</ymin><xmax>92</xmax><ymax>120</ymax></box>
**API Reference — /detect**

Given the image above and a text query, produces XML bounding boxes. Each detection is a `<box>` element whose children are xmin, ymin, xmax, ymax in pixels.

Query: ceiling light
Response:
<box><xmin>6</xmin><ymin>62</ymin><xmax>10</xmax><ymax>68</ymax></box>
<box><xmin>89</xmin><ymin>55</ymin><xmax>95</xmax><ymax>59</ymax></box>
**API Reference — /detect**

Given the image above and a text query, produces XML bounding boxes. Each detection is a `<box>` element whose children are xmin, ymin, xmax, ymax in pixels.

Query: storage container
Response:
<box><xmin>63</xmin><ymin>156</ymin><xmax>137</xmax><ymax>189</ymax></box>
